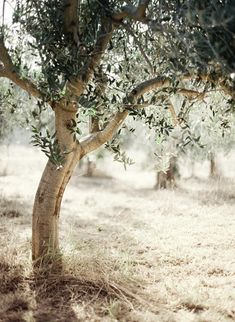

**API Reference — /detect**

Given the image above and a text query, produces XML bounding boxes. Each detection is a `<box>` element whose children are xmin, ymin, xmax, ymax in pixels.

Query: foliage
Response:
<box><xmin>31</xmin><ymin>126</ymin><xmax>68</xmax><ymax>167</ymax></box>
<box><xmin>105</xmin><ymin>137</ymin><xmax>134</xmax><ymax>170</ymax></box>
<box><xmin>149</xmin><ymin>0</ymin><xmax>235</xmax><ymax>75</ymax></box>
<box><xmin>181</xmin><ymin>92</ymin><xmax>235</xmax><ymax>161</ymax></box>
<box><xmin>0</xmin><ymin>80</ymin><xmax>30</xmax><ymax>142</ymax></box>
<box><xmin>0</xmin><ymin>82</ymin><xmax>14</xmax><ymax>141</ymax></box>
<box><xmin>1</xmin><ymin>0</ymin><xmax>235</xmax><ymax>164</ymax></box>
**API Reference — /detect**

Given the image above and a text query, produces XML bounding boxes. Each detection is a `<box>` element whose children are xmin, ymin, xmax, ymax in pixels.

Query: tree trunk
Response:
<box><xmin>155</xmin><ymin>156</ymin><xmax>178</xmax><ymax>189</ymax></box>
<box><xmin>209</xmin><ymin>153</ymin><xmax>219</xmax><ymax>178</ymax></box>
<box><xmin>32</xmin><ymin>104</ymin><xmax>81</xmax><ymax>268</ymax></box>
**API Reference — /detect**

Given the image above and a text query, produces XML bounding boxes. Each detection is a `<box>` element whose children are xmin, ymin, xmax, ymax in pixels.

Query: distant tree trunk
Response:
<box><xmin>32</xmin><ymin>103</ymin><xmax>82</xmax><ymax>268</ymax></box>
<box><xmin>84</xmin><ymin>157</ymin><xmax>96</xmax><ymax>177</ymax></box>
<box><xmin>155</xmin><ymin>156</ymin><xmax>178</xmax><ymax>189</ymax></box>
<box><xmin>189</xmin><ymin>160</ymin><xmax>196</xmax><ymax>178</ymax></box>
<box><xmin>209</xmin><ymin>153</ymin><xmax>219</xmax><ymax>178</ymax></box>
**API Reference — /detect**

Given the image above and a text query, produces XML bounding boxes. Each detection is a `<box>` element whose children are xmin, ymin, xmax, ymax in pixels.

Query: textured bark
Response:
<box><xmin>32</xmin><ymin>103</ymin><xmax>81</xmax><ymax>267</ymax></box>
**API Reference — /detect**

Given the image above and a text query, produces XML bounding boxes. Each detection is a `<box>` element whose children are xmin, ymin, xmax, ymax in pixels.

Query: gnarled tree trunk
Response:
<box><xmin>32</xmin><ymin>103</ymin><xmax>82</xmax><ymax>267</ymax></box>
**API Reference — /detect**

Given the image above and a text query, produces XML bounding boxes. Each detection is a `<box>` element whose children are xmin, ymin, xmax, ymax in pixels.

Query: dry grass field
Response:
<box><xmin>0</xmin><ymin>145</ymin><xmax>235</xmax><ymax>322</ymax></box>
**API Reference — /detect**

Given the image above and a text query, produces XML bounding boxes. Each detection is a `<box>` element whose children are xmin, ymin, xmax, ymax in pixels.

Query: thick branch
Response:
<box><xmin>66</xmin><ymin>17</ymin><xmax>114</xmax><ymax>97</ymax></box>
<box><xmin>63</xmin><ymin>0</ymin><xmax>80</xmax><ymax>46</ymax></box>
<box><xmin>134</xmin><ymin>74</ymin><xmax>234</xmax><ymax>99</ymax></box>
<box><xmin>81</xmin><ymin>110</ymin><xmax>128</xmax><ymax>155</ymax></box>
<box><xmin>80</xmin><ymin>76</ymin><xmax>169</xmax><ymax>155</ymax></box>
<box><xmin>178</xmin><ymin>88</ymin><xmax>206</xmax><ymax>101</ymax></box>
<box><xmin>130</xmin><ymin>76</ymin><xmax>171</xmax><ymax>98</ymax></box>
<box><xmin>80</xmin><ymin>72</ymin><xmax>235</xmax><ymax>155</ymax></box>
<box><xmin>0</xmin><ymin>39</ymin><xmax>43</xmax><ymax>98</ymax></box>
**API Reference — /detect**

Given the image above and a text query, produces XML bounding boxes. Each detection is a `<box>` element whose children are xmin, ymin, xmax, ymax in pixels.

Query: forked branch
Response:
<box><xmin>80</xmin><ymin>109</ymin><xmax>128</xmax><ymax>156</ymax></box>
<box><xmin>80</xmin><ymin>76</ymin><xmax>172</xmax><ymax>155</ymax></box>
<box><xmin>67</xmin><ymin>0</ymin><xmax>152</xmax><ymax>98</ymax></box>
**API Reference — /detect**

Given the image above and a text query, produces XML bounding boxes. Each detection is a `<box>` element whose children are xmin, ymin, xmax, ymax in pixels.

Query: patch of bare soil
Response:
<box><xmin>0</xmin><ymin>145</ymin><xmax>235</xmax><ymax>321</ymax></box>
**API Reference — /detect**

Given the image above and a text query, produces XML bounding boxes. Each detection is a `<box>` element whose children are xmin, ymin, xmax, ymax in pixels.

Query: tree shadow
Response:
<box><xmin>0</xmin><ymin>258</ymin><xmax>80</xmax><ymax>322</ymax></box>
<box><xmin>29</xmin><ymin>274</ymin><xmax>83</xmax><ymax>322</ymax></box>
<box><xmin>0</xmin><ymin>255</ymin><xmax>140</xmax><ymax>322</ymax></box>
<box><xmin>0</xmin><ymin>260</ymin><xmax>30</xmax><ymax>322</ymax></box>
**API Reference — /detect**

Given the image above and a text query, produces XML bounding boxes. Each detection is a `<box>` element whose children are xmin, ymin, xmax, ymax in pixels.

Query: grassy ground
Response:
<box><xmin>0</xmin><ymin>146</ymin><xmax>235</xmax><ymax>321</ymax></box>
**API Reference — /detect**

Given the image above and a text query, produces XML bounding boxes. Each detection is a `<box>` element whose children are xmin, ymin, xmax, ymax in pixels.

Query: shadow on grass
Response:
<box><xmin>30</xmin><ymin>274</ymin><xmax>84</xmax><ymax>322</ymax></box>
<box><xmin>0</xmin><ymin>254</ymin><xmax>141</xmax><ymax>322</ymax></box>
<box><xmin>0</xmin><ymin>191</ymin><xmax>156</xmax><ymax>322</ymax></box>
<box><xmin>0</xmin><ymin>260</ymin><xmax>30</xmax><ymax>322</ymax></box>
<box><xmin>0</xmin><ymin>258</ymin><xmax>81</xmax><ymax>321</ymax></box>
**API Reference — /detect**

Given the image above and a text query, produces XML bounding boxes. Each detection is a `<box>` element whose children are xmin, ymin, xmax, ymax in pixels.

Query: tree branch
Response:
<box><xmin>0</xmin><ymin>39</ymin><xmax>43</xmax><ymax>98</ymax></box>
<box><xmin>80</xmin><ymin>110</ymin><xmax>128</xmax><ymax>156</ymax></box>
<box><xmin>89</xmin><ymin>68</ymin><xmax>108</xmax><ymax>133</ymax></box>
<box><xmin>67</xmin><ymin>0</ymin><xmax>151</xmax><ymax>98</ymax></box>
<box><xmin>183</xmin><ymin>73</ymin><xmax>235</xmax><ymax>99</ymax></box>
<box><xmin>178</xmin><ymin>88</ymin><xmax>206</xmax><ymax>101</ymax></box>
<box><xmin>63</xmin><ymin>0</ymin><xmax>80</xmax><ymax>46</ymax></box>
<box><xmin>80</xmin><ymin>72</ymin><xmax>235</xmax><ymax>155</ymax></box>
<box><xmin>80</xmin><ymin>76</ymin><xmax>171</xmax><ymax>155</ymax></box>
<box><xmin>66</xmin><ymin>17</ymin><xmax>114</xmax><ymax>97</ymax></box>
<box><xmin>130</xmin><ymin>76</ymin><xmax>171</xmax><ymax>98</ymax></box>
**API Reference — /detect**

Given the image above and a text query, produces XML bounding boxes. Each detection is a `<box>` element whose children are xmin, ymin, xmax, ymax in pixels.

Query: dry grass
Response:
<box><xmin>0</xmin><ymin>145</ymin><xmax>235</xmax><ymax>321</ymax></box>
<box><xmin>0</xmin><ymin>234</ymin><xmax>150</xmax><ymax>321</ymax></box>
<box><xmin>0</xmin><ymin>197</ymin><xmax>26</xmax><ymax>218</ymax></box>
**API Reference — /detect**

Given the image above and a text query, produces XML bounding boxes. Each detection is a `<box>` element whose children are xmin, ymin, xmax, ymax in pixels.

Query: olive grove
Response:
<box><xmin>0</xmin><ymin>0</ymin><xmax>234</xmax><ymax>268</ymax></box>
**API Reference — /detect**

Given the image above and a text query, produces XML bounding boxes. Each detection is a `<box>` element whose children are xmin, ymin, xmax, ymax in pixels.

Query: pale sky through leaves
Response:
<box><xmin>0</xmin><ymin>0</ymin><xmax>14</xmax><ymax>26</ymax></box>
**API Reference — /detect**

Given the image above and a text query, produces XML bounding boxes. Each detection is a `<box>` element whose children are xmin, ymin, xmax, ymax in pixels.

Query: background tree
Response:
<box><xmin>179</xmin><ymin>90</ymin><xmax>235</xmax><ymax>178</ymax></box>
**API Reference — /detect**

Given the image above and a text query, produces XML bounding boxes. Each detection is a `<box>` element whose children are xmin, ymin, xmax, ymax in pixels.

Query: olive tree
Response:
<box><xmin>180</xmin><ymin>90</ymin><xmax>235</xmax><ymax>178</ymax></box>
<box><xmin>0</xmin><ymin>0</ymin><xmax>234</xmax><ymax>268</ymax></box>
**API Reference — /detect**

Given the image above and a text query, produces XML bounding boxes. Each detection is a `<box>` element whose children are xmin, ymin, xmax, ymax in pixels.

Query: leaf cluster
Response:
<box><xmin>31</xmin><ymin>126</ymin><xmax>67</xmax><ymax>167</ymax></box>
